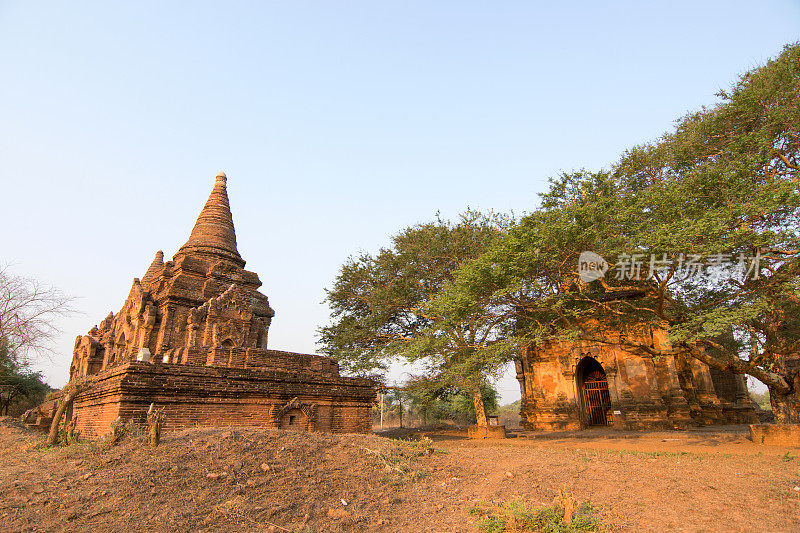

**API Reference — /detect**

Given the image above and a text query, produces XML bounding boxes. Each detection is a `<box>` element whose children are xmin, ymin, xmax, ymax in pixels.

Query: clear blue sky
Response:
<box><xmin>1</xmin><ymin>1</ymin><xmax>798</xmax><ymax>402</ymax></box>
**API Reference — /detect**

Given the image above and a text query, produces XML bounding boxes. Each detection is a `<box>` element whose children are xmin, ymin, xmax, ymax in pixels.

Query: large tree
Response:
<box><xmin>446</xmin><ymin>43</ymin><xmax>800</xmax><ymax>422</ymax></box>
<box><xmin>318</xmin><ymin>210</ymin><xmax>515</xmax><ymax>426</ymax></box>
<box><xmin>0</xmin><ymin>265</ymin><xmax>73</xmax><ymax>419</ymax></box>
<box><xmin>0</xmin><ymin>265</ymin><xmax>74</xmax><ymax>367</ymax></box>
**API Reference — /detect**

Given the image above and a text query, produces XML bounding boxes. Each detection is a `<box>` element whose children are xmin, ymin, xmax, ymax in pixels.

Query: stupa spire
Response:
<box><xmin>177</xmin><ymin>172</ymin><xmax>243</xmax><ymax>265</ymax></box>
<box><xmin>141</xmin><ymin>250</ymin><xmax>164</xmax><ymax>287</ymax></box>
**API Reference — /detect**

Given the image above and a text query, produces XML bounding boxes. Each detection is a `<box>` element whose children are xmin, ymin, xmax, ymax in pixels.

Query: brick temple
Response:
<box><xmin>65</xmin><ymin>173</ymin><xmax>374</xmax><ymax>436</ymax></box>
<box><xmin>515</xmin><ymin>324</ymin><xmax>758</xmax><ymax>431</ymax></box>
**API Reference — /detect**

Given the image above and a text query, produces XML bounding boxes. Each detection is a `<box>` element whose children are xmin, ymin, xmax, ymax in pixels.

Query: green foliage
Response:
<box><xmin>496</xmin><ymin>399</ymin><xmax>521</xmax><ymax>420</ymax></box>
<box><xmin>324</xmin><ymin>42</ymin><xmax>800</xmax><ymax>422</ymax></box>
<box><xmin>0</xmin><ymin>337</ymin><xmax>50</xmax><ymax>415</ymax></box>
<box><xmin>497</xmin><ymin>400</ymin><xmax>522</xmax><ymax>425</ymax></box>
<box><xmin>469</xmin><ymin>499</ymin><xmax>602</xmax><ymax>532</ymax></box>
<box><xmin>319</xmin><ymin>210</ymin><xmax>515</xmax><ymax>419</ymax></box>
<box><xmin>447</xmin><ymin>384</ymin><xmax>499</xmax><ymax>422</ymax></box>
<box><xmin>405</xmin><ymin>383</ymin><xmax>499</xmax><ymax>425</ymax></box>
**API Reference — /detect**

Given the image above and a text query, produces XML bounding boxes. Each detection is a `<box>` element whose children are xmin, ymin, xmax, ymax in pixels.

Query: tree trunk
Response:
<box><xmin>65</xmin><ymin>417</ymin><xmax>77</xmax><ymax>445</ymax></box>
<box><xmin>473</xmin><ymin>388</ymin><xmax>488</xmax><ymax>427</ymax></box>
<box><xmin>47</xmin><ymin>390</ymin><xmax>76</xmax><ymax>446</ymax></box>
<box><xmin>769</xmin><ymin>384</ymin><xmax>800</xmax><ymax>424</ymax></box>
<box><xmin>398</xmin><ymin>394</ymin><xmax>403</xmax><ymax>429</ymax></box>
<box><xmin>765</xmin><ymin>350</ymin><xmax>800</xmax><ymax>424</ymax></box>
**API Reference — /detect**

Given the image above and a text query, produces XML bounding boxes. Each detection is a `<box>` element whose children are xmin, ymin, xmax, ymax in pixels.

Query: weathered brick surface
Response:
<box><xmin>71</xmin><ymin>362</ymin><xmax>374</xmax><ymax>437</ymax></box>
<box><xmin>62</xmin><ymin>173</ymin><xmax>375</xmax><ymax>436</ymax></box>
<box><xmin>750</xmin><ymin>423</ymin><xmax>800</xmax><ymax>446</ymax></box>
<box><xmin>516</xmin><ymin>324</ymin><xmax>757</xmax><ymax>431</ymax></box>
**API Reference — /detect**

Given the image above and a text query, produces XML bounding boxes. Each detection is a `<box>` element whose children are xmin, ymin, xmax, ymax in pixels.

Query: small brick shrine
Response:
<box><xmin>63</xmin><ymin>173</ymin><xmax>374</xmax><ymax>436</ymax></box>
<box><xmin>515</xmin><ymin>324</ymin><xmax>758</xmax><ymax>431</ymax></box>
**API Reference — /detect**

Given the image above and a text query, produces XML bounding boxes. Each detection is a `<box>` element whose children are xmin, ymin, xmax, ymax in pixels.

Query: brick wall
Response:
<box><xmin>71</xmin><ymin>362</ymin><xmax>375</xmax><ymax>438</ymax></box>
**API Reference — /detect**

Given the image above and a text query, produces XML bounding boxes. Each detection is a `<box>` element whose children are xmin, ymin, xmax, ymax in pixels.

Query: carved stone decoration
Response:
<box><xmin>277</xmin><ymin>397</ymin><xmax>316</xmax><ymax>431</ymax></box>
<box><xmin>186</xmin><ymin>306</ymin><xmax>203</xmax><ymax>348</ymax></box>
<box><xmin>140</xmin><ymin>303</ymin><xmax>157</xmax><ymax>351</ymax></box>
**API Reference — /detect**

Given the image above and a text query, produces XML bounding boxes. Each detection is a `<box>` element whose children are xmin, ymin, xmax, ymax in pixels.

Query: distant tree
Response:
<box><xmin>0</xmin><ymin>264</ymin><xmax>74</xmax><ymax>366</ymax></box>
<box><xmin>0</xmin><ymin>338</ymin><xmax>49</xmax><ymax>415</ymax></box>
<box><xmin>319</xmin><ymin>210</ymin><xmax>515</xmax><ymax>427</ymax></box>
<box><xmin>384</xmin><ymin>388</ymin><xmax>406</xmax><ymax>427</ymax></box>
<box><xmin>405</xmin><ymin>381</ymin><xmax>499</xmax><ymax>426</ymax></box>
<box><xmin>497</xmin><ymin>399</ymin><xmax>521</xmax><ymax>417</ymax></box>
<box><xmin>749</xmin><ymin>390</ymin><xmax>771</xmax><ymax>411</ymax></box>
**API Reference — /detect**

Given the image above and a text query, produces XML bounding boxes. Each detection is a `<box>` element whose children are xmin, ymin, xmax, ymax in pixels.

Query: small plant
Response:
<box><xmin>469</xmin><ymin>497</ymin><xmax>603</xmax><ymax>532</ymax></box>
<box><xmin>477</xmin><ymin>515</ymin><xmax>506</xmax><ymax>533</ymax></box>
<box><xmin>782</xmin><ymin>451</ymin><xmax>794</xmax><ymax>462</ymax></box>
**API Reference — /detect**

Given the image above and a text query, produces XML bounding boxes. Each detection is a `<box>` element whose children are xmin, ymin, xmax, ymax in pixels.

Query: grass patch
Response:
<box><xmin>606</xmin><ymin>449</ymin><xmax>690</xmax><ymax>458</ymax></box>
<box><xmin>469</xmin><ymin>498</ymin><xmax>603</xmax><ymax>532</ymax></box>
<box><xmin>34</xmin><ymin>418</ymin><xmax>146</xmax><ymax>457</ymax></box>
<box><xmin>363</xmin><ymin>436</ymin><xmax>434</xmax><ymax>484</ymax></box>
<box><xmin>573</xmin><ymin>448</ymin><xmax>702</xmax><ymax>461</ymax></box>
<box><xmin>35</xmin><ymin>438</ymin><xmax>110</xmax><ymax>458</ymax></box>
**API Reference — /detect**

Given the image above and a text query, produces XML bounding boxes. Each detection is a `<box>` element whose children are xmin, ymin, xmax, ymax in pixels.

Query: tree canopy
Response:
<box><xmin>318</xmin><ymin>210</ymin><xmax>514</xmax><ymax>425</ymax></box>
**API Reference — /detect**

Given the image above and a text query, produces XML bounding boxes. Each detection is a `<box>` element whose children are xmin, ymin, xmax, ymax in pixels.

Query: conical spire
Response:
<box><xmin>141</xmin><ymin>250</ymin><xmax>164</xmax><ymax>287</ymax></box>
<box><xmin>177</xmin><ymin>172</ymin><xmax>244</xmax><ymax>265</ymax></box>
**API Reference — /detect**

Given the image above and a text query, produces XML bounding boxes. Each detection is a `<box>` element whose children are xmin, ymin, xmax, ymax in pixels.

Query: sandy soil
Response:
<box><xmin>0</xmin><ymin>418</ymin><xmax>798</xmax><ymax>532</ymax></box>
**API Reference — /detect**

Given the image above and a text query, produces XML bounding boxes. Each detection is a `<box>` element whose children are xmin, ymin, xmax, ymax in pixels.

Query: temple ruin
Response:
<box><xmin>515</xmin><ymin>324</ymin><xmax>758</xmax><ymax>431</ymax></box>
<box><xmin>64</xmin><ymin>173</ymin><xmax>375</xmax><ymax>436</ymax></box>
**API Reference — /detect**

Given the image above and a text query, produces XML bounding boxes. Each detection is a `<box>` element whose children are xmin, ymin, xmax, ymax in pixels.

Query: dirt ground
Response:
<box><xmin>0</xmin><ymin>418</ymin><xmax>798</xmax><ymax>532</ymax></box>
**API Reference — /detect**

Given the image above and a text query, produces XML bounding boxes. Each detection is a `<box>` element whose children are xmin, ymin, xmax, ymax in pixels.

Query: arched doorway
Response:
<box><xmin>576</xmin><ymin>356</ymin><xmax>612</xmax><ymax>427</ymax></box>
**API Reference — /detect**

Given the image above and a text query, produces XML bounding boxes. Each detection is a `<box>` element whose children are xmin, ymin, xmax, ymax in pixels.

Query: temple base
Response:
<box><xmin>62</xmin><ymin>361</ymin><xmax>374</xmax><ymax>438</ymax></box>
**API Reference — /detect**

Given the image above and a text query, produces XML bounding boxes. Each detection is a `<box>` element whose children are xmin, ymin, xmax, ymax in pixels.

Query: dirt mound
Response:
<box><xmin>0</xmin><ymin>425</ymin><xmax>436</xmax><ymax>532</ymax></box>
<box><xmin>0</xmin><ymin>424</ymin><xmax>798</xmax><ymax>532</ymax></box>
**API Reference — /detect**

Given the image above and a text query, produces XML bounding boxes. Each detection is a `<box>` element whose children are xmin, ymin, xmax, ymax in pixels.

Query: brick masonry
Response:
<box><xmin>70</xmin><ymin>361</ymin><xmax>374</xmax><ymax>437</ymax></box>
<box><xmin>62</xmin><ymin>173</ymin><xmax>375</xmax><ymax>437</ymax></box>
<box><xmin>750</xmin><ymin>423</ymin><xmax>800</xmax><ymax>446</ymax></box>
